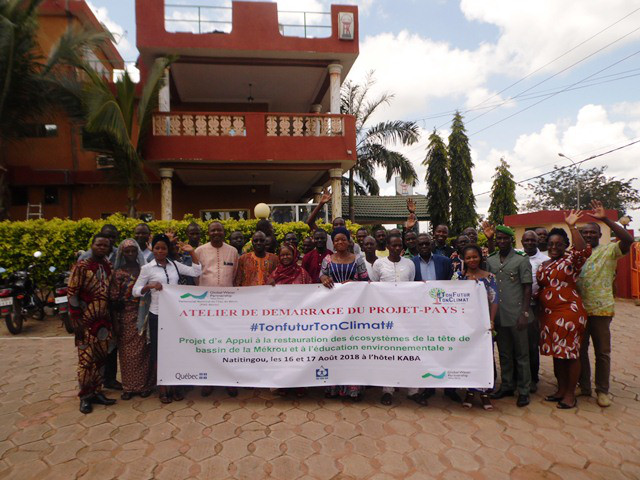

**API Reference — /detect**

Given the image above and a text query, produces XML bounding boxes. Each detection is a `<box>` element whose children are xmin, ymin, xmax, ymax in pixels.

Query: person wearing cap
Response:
<box><xmin>518</xmin><ymin>229</ymin><xmax>549</xmax><ymax>393</ymax></box>
<box><xmin>486</xmin><ymin>225</ymin><xmax>533</xmax><ymax>407</ymax></box>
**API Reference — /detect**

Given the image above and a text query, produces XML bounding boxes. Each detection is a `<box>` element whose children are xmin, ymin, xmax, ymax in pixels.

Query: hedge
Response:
<box><xmin>0</xmin><ymin>214</ymin><xmax>362</xmax><ymax>283</ymax></box>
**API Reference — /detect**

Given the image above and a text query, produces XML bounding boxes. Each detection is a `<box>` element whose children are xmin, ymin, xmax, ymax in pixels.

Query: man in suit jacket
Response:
<box><xmin>413</xmin><ymin>233</ymin><xmax>453</xmax><ymax>281</ymax></box>
<box><xmin>412</xmin><ymin>233</ymin><xmax>457</xmax><ymax>404</ymax></box>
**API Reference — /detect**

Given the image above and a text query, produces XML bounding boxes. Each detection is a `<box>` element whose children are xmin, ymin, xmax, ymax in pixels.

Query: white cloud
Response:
<box><xmin>473</xmin><ymin>103</ymin><xmax>640</xmax><ymax>229</ymax></box>
<box><xmin>87</xmin><ymin>1</ymin><xmax>136</xmax><ymax>60</ymax></box>
<box><xmin>347</xmin><ymin>1</ymin><xmax>640</xmax><ymax>124</ymax></box>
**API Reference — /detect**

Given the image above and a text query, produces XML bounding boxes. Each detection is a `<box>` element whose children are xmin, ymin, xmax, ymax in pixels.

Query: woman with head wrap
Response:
<box><xmin>108</xmin><ymin>239</ymin><xmax>152</xmax><ymax>400</ymax></box>
<box><xmin>268</xmin><ymin>244</ymin><xmax>312</xmax><ymax>398</ymax></box>
<box><xmin>133</xmin><ymin>233</ymin><xmax>202</xmax><ymax>403</ymax></box>
<box><xmin>268</xmin><ymin>244</ymin><xmax>311</xmax><ymax>286</ymax></box>
<box><xmin>320</xmin><ymin>227</ymin><xmax>369</xmax><ymax>401</ymax></box>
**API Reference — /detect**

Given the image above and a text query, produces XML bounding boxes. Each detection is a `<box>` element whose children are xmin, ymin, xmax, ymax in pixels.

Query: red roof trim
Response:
<box><xmin>504</xmin><ymin>209</ymin><xmax>618</xmax><ymax>227</ymax></box>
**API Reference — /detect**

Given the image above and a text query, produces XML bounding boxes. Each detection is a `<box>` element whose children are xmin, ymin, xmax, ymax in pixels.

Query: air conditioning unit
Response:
<box><xmin>96</xmin><ymin>154</ymin><xmax>115</xmax><ymax>169</ymax></box>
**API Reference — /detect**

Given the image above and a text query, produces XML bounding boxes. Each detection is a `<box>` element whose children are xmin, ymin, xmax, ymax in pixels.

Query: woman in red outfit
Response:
<box><xmin>537</xmin><ymin>210</ymin><xmax>591</xmax><ymax>409</ymax></box>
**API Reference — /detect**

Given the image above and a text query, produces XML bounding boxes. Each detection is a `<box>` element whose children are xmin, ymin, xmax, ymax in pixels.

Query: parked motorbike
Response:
<box><xmin>51</xmin><ymin>270</ymin><xmax>72</xmax><ymax>333</ymax></box>
<box><xmin>0</xmin><ymin>267</ymin><xmax>13</xmax><ymax>330</ymax></box>
<box><xmin>4</xmin><ymin>251</ymin><xmax>55</xmax><ymax>334</ymax></box>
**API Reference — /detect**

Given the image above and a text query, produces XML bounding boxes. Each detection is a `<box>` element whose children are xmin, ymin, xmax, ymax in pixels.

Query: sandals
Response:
<box><xmin>380</xmin><ymin>393</ymin><xmax>393</xmax><ymax>406</ymax></box>
<box><xmin>159</xmin><ymin>394</ymin><xmax>172</xmax><ymax>404</ymax></box>
<box><xmin>545</xmin><ymin>394</ymin><xmax>563</xmax><ymax>402</ymax></box>
<box><xmin>557</xmin><ymin>399</ymin><xmax>577</xmax><ymax>410</ymax></box>
<box><xmin>139</xmin><ymin>390</ymin><xmax>153</xmax><ymax>398</ymax></box>
<box><xmin>480</xmin><ymin>394</ymin><xmax>494</xmax><ymax>411</ymax></box>
<box><xmin>462</xmin><ymin>392</ymin><xmax>475</xmax><ymax>409</ymax></box>
<box><xmin>121</xmin><ymin>391</ymin><xmax>135</xmax><ymax>401</ymax></box>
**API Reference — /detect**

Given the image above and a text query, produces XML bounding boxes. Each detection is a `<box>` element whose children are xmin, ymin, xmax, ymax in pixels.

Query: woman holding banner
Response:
<box><xmin>320</xmin><ymin>227</ymin><xmax>369</xmax><ymax>401</ymax></box>
<box><xmin>133</xmin><ymin>234</ymin><xmax>202</xmax><ymax>404</ymax></box>
<box><xmin>269</xmin><ymin>243</ymin><xmax>312</xmax><ymax>397</ymax></box>
<box><xmin>454</xmin><ymin>244</ymin><xmax>499</xmax><ymax>410</ymax></box>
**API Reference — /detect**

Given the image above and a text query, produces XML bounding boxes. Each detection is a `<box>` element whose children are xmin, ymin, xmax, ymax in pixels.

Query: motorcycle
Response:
<box><xmin>51</xmin><ymin>270</ymin><xmax>72</xmax><ymax>333</ymax></box>
<box><xmin>0</xmin><ymin>267</ymin><xmax>13</xmax><ymax>329</ymax></box>
<box><xmin>4</xmin><ymin>251</ymin><xmax>55</xmax><ymax>334</ymax></box>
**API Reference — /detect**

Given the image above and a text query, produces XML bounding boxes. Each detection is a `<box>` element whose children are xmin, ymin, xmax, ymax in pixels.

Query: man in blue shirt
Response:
<box><xmin>412</xmin><ymin>234</ymin><xmax>453</xmax><ymax>281</ymax></box>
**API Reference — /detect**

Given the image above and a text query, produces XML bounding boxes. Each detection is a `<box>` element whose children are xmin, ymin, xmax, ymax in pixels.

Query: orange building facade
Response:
<box><xmin>6</xmin><ymin>0</ymin><xmax>125</xmax><ymax>220</ymax></box>
<box><xmin>7</xmin><ymin>0</ymin><xmax>359</xmax><ymax>221</ymax></box>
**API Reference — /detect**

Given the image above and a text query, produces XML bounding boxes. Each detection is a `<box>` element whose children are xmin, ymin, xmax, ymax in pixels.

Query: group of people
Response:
<box><xmin>67</xmin><ymin>198</ymin><xmax>633</xmax><ymax>414</ymax></box>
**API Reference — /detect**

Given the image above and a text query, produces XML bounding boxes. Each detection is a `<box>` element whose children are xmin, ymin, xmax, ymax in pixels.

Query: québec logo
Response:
<box><xmin>175</xmin><ymin>372</ymin><xmax>208</xmax><ymax>380</ymax></box>
<box><xmin>316</xmin><ymin>367</ymin><xmax>329</xmax><ymax>380</ymax></box>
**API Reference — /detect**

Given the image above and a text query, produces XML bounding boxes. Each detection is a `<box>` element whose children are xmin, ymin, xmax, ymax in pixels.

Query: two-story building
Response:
<box><xmin>6</xmin><ymin>0</ymin><xmax>359</xmax><ymax>221</ymax></box>
<box><xmin>138</xmin><ymin>0</ymin><xmax>359</xmax><ymax>221</ymax></box>
<box><xmin>5</xmin><ymin>0</ymin><xmax>124</xmax><ymax>220</ymax></box>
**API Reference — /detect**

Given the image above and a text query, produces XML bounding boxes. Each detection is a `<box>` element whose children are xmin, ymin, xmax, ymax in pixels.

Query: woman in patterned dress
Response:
<box><xmin>320</xmin><ymin>227</ymin><xmax>370</xmax><ymax>401</ymax></box>
<box><xmin>454</xmin><ymin>245</ymin><xmax>499</xmax><ymax>410</ymax></box>
<box><xmin>537</xmin><ymin>210</ymin><xmax>591</xmax><ymax>409</ymax></box>
<box><xmin>109</xmin><ymin>239</ymin><xmax>153</xmax><ymax>400</ymax></box>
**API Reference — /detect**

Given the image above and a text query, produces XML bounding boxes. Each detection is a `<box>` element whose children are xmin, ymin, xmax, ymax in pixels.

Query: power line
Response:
<box><xmin>462</xmin><ymin>6</ymin><xmax>640</xmax><ymax>114</ymax></box>
<box><xmin>458</xmin><ymin>24</ymin><xmax>640</xmax><ymax>129</ymax></box>
<box><xmin>469</xmin><ymin>47</ymin><xmax>640</xmax><ymax>136</ymax></box>
<box><xmin>474</xmin><ymin>138</ymin><xmax>640</xmax><ymax>197</ymax></box>
<box><xmin>411</xmin><ymin>68</ymin><xmax>640</xmax><ymax>122</ymax></box>
<box><xmin>400</xmin><ymin>67</ymin><xmax>640</xmax><ymax>160</ymax></box>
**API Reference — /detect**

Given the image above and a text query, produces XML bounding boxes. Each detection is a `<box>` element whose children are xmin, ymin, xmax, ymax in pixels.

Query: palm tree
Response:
<box><xmin>0</xmin><ymin>0</ymin><xmax>111</xmax><ymax>218</ymax></box>
<box><xmin>51</xmin><ymin>30</ymin><xmax>176</xmax><ymax>218</ymax></box>
<box><xmin>341</xmin><ymin>71</ymin><xmax>420</xmax><ymax>221</ymax></box>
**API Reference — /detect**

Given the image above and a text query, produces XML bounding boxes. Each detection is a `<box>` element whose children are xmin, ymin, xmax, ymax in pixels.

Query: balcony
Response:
<box><xmin>146</xmin><ymin>111</ymin><xmax>356</xmax><ymax>168</ymax></box>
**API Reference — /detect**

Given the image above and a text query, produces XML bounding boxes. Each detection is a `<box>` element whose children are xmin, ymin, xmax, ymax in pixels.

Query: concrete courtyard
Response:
<box><xmin>0</xmin><ymin>300</ymin><xmax>638</xmax><ymax>479</ymax></box>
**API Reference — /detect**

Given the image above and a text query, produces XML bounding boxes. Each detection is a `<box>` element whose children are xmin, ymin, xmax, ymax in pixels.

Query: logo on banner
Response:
<box><xmin>315</xmin><ymin>367</ymin><xmax>329</xmax><ymax>380</ymax></box>
<box><xmin>175</xmin><ymin>372</ymin><xmax>208</xmax><ymax>380</ymax></box>
<box><xmin>180</xmin><ymin>291</ymin><xmax>208</xmax><ymax>300</ymax></box>
<box><xmin>428</xmin><ymin>288</ymin><xmax>470</xmax><ymax>304</ymax></box>
<box><xmin>422</xmin><ymin>371</ymin><xmax>447</xmax><ymax>379</ymax></box>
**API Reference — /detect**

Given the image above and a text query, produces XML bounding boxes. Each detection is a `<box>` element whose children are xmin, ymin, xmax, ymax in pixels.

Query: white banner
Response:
<box><xmin>158</xmin><ymin>281</ymin><xmax>494</xmax><ymax>389</ymax></box>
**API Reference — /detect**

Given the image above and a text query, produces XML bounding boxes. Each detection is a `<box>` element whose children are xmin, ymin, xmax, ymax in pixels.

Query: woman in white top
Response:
<box><xmin>133</xmin><ymin>233</ymin><xmax>202</xmax><ymax>403</ymax></box>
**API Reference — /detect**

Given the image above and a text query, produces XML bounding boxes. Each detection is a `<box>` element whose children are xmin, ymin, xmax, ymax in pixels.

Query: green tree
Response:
<box><xmin>52</xmin><ymin>30</ymin><xmax>175</xmax><ymax>218</ymax></box>
<box><xmin>448</xmin><ymin>111</ymin><xmax>477</xmax><ymax>234</ymax></box>
<box><xmin>488</xmin><ymin>158</ymin><xmax>518</xmax><ymax>224</ymax></box>
<box><xmin>423</xmin><ymin>129</ymin><xmax>450</xmax><ymax>228</ymax></box>
<box><xmin>341</xmin><ymin>71</ymin><xmax>420</xmax><ymax>221</ymax></box>
<box><xmin>0</xmin><ymin>0</ymin><xmax>104</xmax><ymax>218</ymax></box>
<box><xmin>524</xmin><ymin>165</ymin><xmax>640</xmax><ymax>216</ymax></box>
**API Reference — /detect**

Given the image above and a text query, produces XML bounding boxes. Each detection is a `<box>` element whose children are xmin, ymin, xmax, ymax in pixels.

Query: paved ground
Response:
<box><xmin>0</xmin><ymin>301</ymin><xmax>639</xmax><ymax>480</ymax></box>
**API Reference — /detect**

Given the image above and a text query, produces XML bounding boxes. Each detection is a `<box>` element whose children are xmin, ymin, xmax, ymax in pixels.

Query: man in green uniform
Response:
<box><xmin>487</xmin><ymin>225</ymin><xmax>533</xmax><ymax>407</ymax></box>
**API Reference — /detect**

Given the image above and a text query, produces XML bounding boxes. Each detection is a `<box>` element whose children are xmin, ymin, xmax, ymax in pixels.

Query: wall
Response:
<box><xmin>512</xmin><ymin>221</ymin><xmax>612</xmax><ymax>249</ymax></box>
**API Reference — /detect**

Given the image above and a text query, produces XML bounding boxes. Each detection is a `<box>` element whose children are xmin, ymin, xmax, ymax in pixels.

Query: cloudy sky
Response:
<box><xmin>89</xmin><ymin>0</ymin><xmax>640</xmax><ymax>229</ymax></box>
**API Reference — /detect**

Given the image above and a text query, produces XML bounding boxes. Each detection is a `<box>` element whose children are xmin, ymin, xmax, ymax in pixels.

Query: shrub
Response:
<box><xmin>0</xmin><ymin>215</ymin><xmax>361</xmax><ymax>283</ymax></box>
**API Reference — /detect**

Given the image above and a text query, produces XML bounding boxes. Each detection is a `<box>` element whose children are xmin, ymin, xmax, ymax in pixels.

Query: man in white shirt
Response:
<box><xmin>194</xmin><ymin>222</ymin><xmax>239</xmax><ymax>397</ymax></box>
<box><xmin>520</xmin><ymin>230</ymin><xmax>548</xmax><ymax>392</ymax></box>
<box><xmin>369</xmin><ymin>234</ymin><xmax>421</xmax><ymax>406</ymax></box>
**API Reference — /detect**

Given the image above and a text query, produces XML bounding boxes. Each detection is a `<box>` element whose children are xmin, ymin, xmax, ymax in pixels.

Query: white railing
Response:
<box><xmin>152</xmin><ymin>114</ymin><xmax>246</xmax><ymax>136</ymax></box>
<box><xmin>265</xmin><ymin>114</ymin><xmax>343</xmax><ymax>137</ymax></box>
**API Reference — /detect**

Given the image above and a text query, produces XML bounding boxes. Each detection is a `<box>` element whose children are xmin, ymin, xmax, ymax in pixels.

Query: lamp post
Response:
<box><xmin>558</xmin><ymin>153</ymin><xmax>581</xmax><ymax>210</ymax></box>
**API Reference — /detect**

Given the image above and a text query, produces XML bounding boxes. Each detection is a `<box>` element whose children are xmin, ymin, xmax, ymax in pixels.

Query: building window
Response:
<box><xmin>200</xmin><ymin>210</ymin><xmax>249</xmax><ymax>221</ymax></box>
<box><xmin>43</xmin><ymin>187</ymin><xmax>59</xmax><ymax>205</ymax></box>
<box><xmin>21</xmin><ymin>124</ymin><xmax>58</xmax><ymax>138</ymax></box>
<box><xmin>10</xmin><ymin>187</ymin><xmax>28</xmax><ymax>206</ymax></box>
